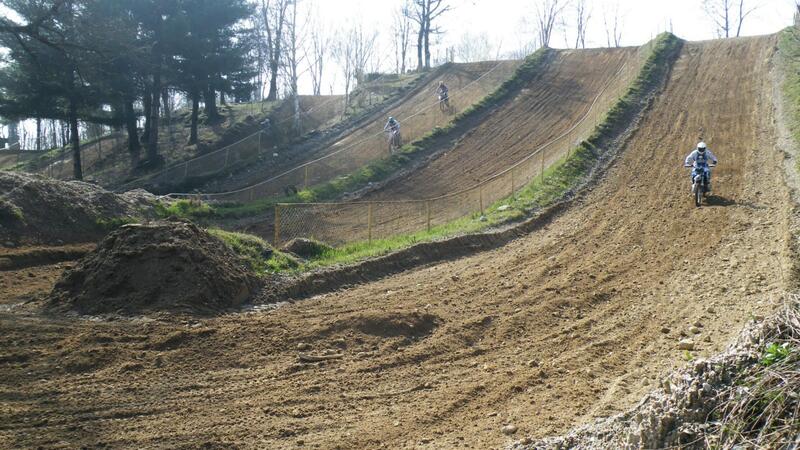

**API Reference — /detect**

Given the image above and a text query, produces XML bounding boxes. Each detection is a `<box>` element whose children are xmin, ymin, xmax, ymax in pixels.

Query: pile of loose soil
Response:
<box><xmin>0</xmin><ymin>171</ymin><xmax>156</xmax><ymax>245</ymax></box>
<box><xmin>48</xmin><ymin>221</ymin><xmax>260</xmax><ymax>316</ymax></box>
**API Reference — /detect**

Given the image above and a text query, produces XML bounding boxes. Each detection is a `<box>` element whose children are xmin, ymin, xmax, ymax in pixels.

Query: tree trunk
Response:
<box><xmin>7</xmin><ymin>121</ymin><xmax>19</xmax><ymax>146</ymax></box>
<box><xmin>142</xmin><ymin>83</ymin><xmax>152</xmax><ymax>143</ymax></box>
<box><xmin>267</xmin><ymin>59</ymin><xmax>279</xmax><ymax>101</ymax></box>
<box><xmin>416</xmin><ymin>26</ymin><xmax>424</xmax><ymax>71</ymax></box>
<box><xmin>189</xmin><ymin>89</ymin><xmax>200</xmax><ymax>145</ymax></box>
<box><xmin>204</xmin><ymin>86</ymin><xmax>219</xmax><ymax>120</ymax></box>
<box><xmin>147</xmin><ymin>74</ymin><xmax>161</xmax><ymax>162</ymax></box>
<box><xmin>424</xmin><ymin>17</ymin><xmax>431</xmax><ymax>68</ymax></box>
<box><xmin>293</xmin><ymin>93</ymin><xmax>301</xmax><ymax>135</ymax></box>
<box><xmin>35</xmin><ymin>117</ymin><xmax>41</xmax><ymax>151</ymax></box>
<box><xmin>68</xmin><ymin>100</ymin><xmax>82</xmax><ymax>180</ymax></box>
<box><xmin>161</xmin><ymin>88</ymin><xmax>170</xmax><ymax>123</ymax></box>
<box><xmin>123</xmin><ymin>96</ymin><xmax>140</xmax><ymax>167</ymax></box>
<box><xmin>220</xmin><ymin>90</ymin><xmax>227</xmax><ymax>106</ymax></box>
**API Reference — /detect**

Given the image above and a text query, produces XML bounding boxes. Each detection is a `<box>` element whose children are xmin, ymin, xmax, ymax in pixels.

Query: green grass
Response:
<box><xmin>155</xmin><ymin>199</ymin><xmax>216</xmax><ymax>220</ymax></box>
<box><xmin>760</xmin><ymin>342</ymin><xmax>792</xmax><ymax>367</ymax></box>
<box><xmin>207</xmin><ymin>227</ymin><xmax>298</xmax><ymax>273</ymax></box>
<box><xmin>0</xmin><ymin>199</ymin><xmax>24</xmax><ymax>222</ymax></box>
<box><xmin>779</xmin><ymin>27</ymin><xmax>800</xmax><ymax>170</ymax></box>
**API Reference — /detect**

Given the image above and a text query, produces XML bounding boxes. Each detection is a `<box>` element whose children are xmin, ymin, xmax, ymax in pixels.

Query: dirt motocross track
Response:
<box><xmin>0</xmin><ymin>36</ymin><xmax>793</xmax><ymax>450</ymax></box>
<box><xmin>369</xmin><ymin>48</ymin><xmax>638</xmax><ymax>200</ymax></box>
<box><xmin>209</xmin><ymin>60</ymin><xmax>521</xmax><ymax>196</ymax></box>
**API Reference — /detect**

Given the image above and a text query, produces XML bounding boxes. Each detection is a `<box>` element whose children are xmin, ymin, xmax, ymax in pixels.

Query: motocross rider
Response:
<box><xmin>684</xmin><ymin>142</ymin><xmax>718</xmax><ymax>192</ymax></box>
<box><xmin>384</xmin><ymin>116</ymin><xmax>400</xmax><ymax>134</ymax></box>
<box><xmin>437</xmin><ymin>81</ymin><xmax>449</xmax><ymax>102</ymax></box>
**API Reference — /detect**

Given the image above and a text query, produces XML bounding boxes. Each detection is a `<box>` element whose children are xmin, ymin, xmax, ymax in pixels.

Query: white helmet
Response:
<box><xmin>697</xmin><ymin>142</ymin><xmax>707</xmax><ymax>153</ymax></box>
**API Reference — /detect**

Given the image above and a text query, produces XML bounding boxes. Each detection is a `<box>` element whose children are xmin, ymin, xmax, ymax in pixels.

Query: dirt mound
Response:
<box><xmin>48</xmin><ymin>221</ymin><xmax>259</xmax><ymax>316</ymax></box>
<box><xmin>0</xmin><ymin>171</ymin><xmax>156</xmax><ymax>245</ymax></box>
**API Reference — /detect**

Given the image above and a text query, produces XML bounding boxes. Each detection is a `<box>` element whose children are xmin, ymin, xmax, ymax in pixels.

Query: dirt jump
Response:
<box><xmin>0</xmin><ymin>35</ymin><xmax>793</xmax><ymax>450</ymax></box>
<box><xmin>48</xmin><ymin>221</ymin><xmax>260</xmax><ymax>316</ymax></box>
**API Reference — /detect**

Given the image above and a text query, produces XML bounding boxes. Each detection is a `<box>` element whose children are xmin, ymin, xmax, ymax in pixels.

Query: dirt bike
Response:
<box><xmin>386</xmin><ymin>128</ymin><xmax>402</xmax><ymax>154</ymax></box>
<box><xmin>438</xmin><ymin>93</ymin><xmax>453</xmax><ymax>114</ymax></box>
<box><xmin>685</xmin><ymin>162</ymin><xmax>715</xmax><ymax>207</ymax></box>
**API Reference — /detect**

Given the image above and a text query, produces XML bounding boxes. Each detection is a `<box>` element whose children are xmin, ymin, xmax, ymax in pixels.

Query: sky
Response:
<box><xmin>1</xmin><ymin>0</ymin><xmax>797</xmax><ymax>143</ymax></box>
<box><xmin>302</xmin><ymin>0</ymin><xmax>796</xmax><ymax>93</ymax></box>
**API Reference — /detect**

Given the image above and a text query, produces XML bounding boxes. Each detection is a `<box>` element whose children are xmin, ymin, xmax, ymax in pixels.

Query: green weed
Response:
<box><xmin>760</xmin><ymin>342</ymin><xmax>792</xmax><ymax>367</ymax></box>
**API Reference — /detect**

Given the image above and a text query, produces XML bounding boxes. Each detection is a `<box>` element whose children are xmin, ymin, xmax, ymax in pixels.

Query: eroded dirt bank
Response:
<box><xmin>0</xmin><ymin>36</ymin><xmax>792</xmax><ymax>450</ymax></box>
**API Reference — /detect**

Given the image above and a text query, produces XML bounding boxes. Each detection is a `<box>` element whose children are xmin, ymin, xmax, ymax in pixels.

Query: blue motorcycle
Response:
<box><xmin>684</xmin><ymin>161</ymin><xmax>715</xmax><ymax>207</ymax></box>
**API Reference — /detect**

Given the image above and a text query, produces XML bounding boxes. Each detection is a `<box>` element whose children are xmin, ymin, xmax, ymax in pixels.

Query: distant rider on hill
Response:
<box><xmin>684</xmin><ymin>142</ymin><xmax>718</xmax><ymax>193</ymax></box>
<box><xmin>384</xmin><ymin>116</ymin><xmax>400</xmax><ymax>134</ymax></box>
<box><xmin>437</xmin><ymin>81</ymin><xmax>449</xmax><ymax>101</ymax></box>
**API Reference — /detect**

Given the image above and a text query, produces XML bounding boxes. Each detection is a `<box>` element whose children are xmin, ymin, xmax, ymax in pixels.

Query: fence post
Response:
<box><xmin>367</xmin><ymin>203</ymin><xmax>374</xmax><ymax>244</ymax></box>
<box><xmin>479</xmin><ymin>184</ymin><xmax>484</xmax><ymax>215</ymax></box>
<box><xmin>249</xmin><ymin>188</ymin><xmax>254</xmax><ymax>202</ymax></box>
<box><xmin>258</xmin><ymin>131</ymin><xmax>262</xmax><ymax>153</ymax></box>
<box><xmin>304</xmin><ymin>165</ymin><xmax>309</xmax><ymax>189</ymax></box>
<box><xmin>183</xmin><ymin>162</ymin><xmax>189</xmax><ymax>181</ymax></box>
<box><xmin>274</xmin><ymin>204</ymin><xmax>281</xmax><ymax>246</ymax></box>
<box><xmin>224</xmin><ymin>147</ymin><xmax>230</xmax><ymax>167</ymax></box>
<box><xmin>541</xmin><ymin>148</ymin><xmax>546</xmax><ymax>182</ymax></box>
<box><xmin>426</xmin><ymin>200</ymin><xmax>431</xmax><ymax>232</ymax></box>
<box><xmin>511</xmin><ymin>169</ymin><xmax>516</xmax><ymax>198</ymax></box>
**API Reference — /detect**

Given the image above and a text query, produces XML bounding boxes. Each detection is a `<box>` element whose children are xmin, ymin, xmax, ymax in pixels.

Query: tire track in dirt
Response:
<box><xmin>0</xmin><ymin>36</ymin><xmax>792</xmax><ymax>450</ymax></box>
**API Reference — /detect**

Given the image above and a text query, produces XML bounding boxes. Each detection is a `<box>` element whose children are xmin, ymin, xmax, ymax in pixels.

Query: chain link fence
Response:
<box><xmin>179</xmin><ymin>60</ymin><xmax>521</xmax><ymax>203</ymax></box>
<box><xmin>273</xmin><ymin>46</ymin><xmax>651</xmax><ymax>247</ymax></box>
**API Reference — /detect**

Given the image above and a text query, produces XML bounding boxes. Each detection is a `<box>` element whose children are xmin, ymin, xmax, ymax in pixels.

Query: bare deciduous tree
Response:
<box><xmin>703</xmin><ymin>0</ymin><xmax>757</xmax><ymax>38</ymax></box>
<box><xmin>574</xmin><ymin>0</ymin><xmax>591</xmax><ymax>49</ymax></box>
<box><xmin>392</xmin><ymin>0</ymin><xmax>413</xmax><ymax>74</ymax></box>
<box><xmin>304</xmin><ymin>9</ymin><xmax>328</xmax><ymax>96</ymax></box>
<box><xmin>281</xmin><ymin>0</ymin><xmax>306</xmax><ymax>134</ymax></box>
<box><xmin>257</xmin><ymin>0</ymin><xmax>290</xmax><ymax>101</ymax></box>
<box><xmin>534</xmin><ymin>0</ymin><xmax>566</xmax><ymax>48</ymax></box>
<box><xmin>454</xmin><ymin>31</ymin><xmax>494</xmax><ymax>62</ymax></box>
<box><xmin>333</xmin><ymin>21</ymin><xmax>377</xmax><ymax>113</ymax></box>
<box><xmin>407</xmin><ymin>0</ymin><xmax>451</xmax><ymax>70</ymax></box>
<box><xmin>603</xmin><ymin>1</ymin><xmax>623</xmax><ymax>47</ymax></box>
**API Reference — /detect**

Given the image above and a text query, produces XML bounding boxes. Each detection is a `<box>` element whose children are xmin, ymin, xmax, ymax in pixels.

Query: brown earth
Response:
<box><xmin>0</xmin><ymin>36</ymin><xmax>792</xmax><ymax>450</ymax></box>
<box><xmin>211</xmin><ymin>60</ymin><xmax>522</xmax><ymax>199</ymax></box>
<box><xmin>48</xmin><ymin>221</ymin><xmax>260</xmax><ymax>316</ymax></box>
<box><xmin>370</xmin><ymin>48</ymin><xmax>638</xmax><ymax>200</ymax></box>
<box><xmin>0</xmin><ymin>171</ymin><xmax>156</xmax><ymax>245</ymax></box>
<box><xmin>244</xmin><ymin>49</ymin><xmax>634</xmax><ymax>244</ymax></box>
<box><xmin>262</xmin><ymin>47</ymin><xmax>642</xmax><ymax>245</ymax></box>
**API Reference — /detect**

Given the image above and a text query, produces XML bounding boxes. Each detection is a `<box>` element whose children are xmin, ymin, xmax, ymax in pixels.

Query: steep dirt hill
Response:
<box><xmin>371</xmin><ymin>48</ymin><xmax>638</xmax><ymax>200</ymax></box>
<box><xmin>204</xmin><ymin>60</ymin><xmax>522</xmax><ymax>198</ymax></box>
<box><xmin>0</xmin><ymin>36</ymin><xmax>791</xmax><ymax>450</ymax></box>
<box><xmin>253</xmin><ymin>47</ymin><xmax>641</xmax><ymax>244</ymax></box>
